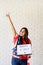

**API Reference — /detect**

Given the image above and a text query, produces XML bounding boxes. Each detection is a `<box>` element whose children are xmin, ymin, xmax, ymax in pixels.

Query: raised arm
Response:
<box><xmin>6</xmin><ymin>13</ymin><xmax>17</xmax><ymax>36</ymax></box>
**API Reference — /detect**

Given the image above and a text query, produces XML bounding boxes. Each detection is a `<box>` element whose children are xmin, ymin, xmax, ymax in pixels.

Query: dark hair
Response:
<box><xmin>20</xmin><ymin>27</ymin><xmax>28</xmax><ymax>36</ymax></box>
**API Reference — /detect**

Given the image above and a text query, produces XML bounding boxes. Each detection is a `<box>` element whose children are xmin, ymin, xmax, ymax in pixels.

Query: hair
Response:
<box><xmin>20</xmin><ymin>27</ymin><xmax>28</xmax><ymax>36</ymax></box>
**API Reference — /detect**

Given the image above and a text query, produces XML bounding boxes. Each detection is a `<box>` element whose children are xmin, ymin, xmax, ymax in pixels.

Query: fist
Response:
<box><xmin>6</xmin><ymin>13</ymin><xmax>10</xmax><ymax>18</ymax></box>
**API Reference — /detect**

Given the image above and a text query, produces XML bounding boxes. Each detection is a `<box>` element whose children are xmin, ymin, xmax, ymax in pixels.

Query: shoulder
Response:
<box><xmin>13</xmin><ymin>34</ymin><xmax>19</xmax><ymax>43</ymax></box>
<box><xmin>14</xmin><ymin>34</ymin><xmax>18</xmax><ymax>39</ymax></box>
<box><xmin>28</xmin><ymin>38</ymin><xmax>32</xmax><ymax>44</ymax></box>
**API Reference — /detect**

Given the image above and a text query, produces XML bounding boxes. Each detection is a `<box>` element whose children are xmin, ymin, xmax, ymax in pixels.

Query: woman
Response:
<box><xmin>6</xmin><ymin>13</ymin><xmax>32</xmax><ymax>65</ymax></box>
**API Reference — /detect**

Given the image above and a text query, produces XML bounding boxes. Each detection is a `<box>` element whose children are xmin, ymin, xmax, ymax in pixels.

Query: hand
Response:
<box><xmin>27</xmin><ymin>55</ymin><xmax>31</xmax><ymax>59</ymax></box>
<box><xmin>6</xmin><ymin>13</ymin><xmax>10</xmax><ymax>18</ymax></box>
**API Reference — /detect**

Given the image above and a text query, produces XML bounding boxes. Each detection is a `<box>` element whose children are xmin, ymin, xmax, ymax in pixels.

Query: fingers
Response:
<box><xmin>6</xmin><ymin>12</ymin><xmax>10</xmax><ymax>18</ymax></box>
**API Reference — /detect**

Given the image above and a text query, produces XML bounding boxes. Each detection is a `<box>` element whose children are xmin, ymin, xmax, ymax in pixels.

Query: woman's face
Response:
<box><xmin>19</xmin><ymin>29</ymin><xmax>26</xmax><ymax>38</ymax></box>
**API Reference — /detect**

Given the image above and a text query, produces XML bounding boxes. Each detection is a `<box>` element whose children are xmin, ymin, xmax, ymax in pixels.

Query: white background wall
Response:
<box><xmin>0</xmin><ymin>0</ymin><xmax>43</xmax><ymax>65</ymax></box>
